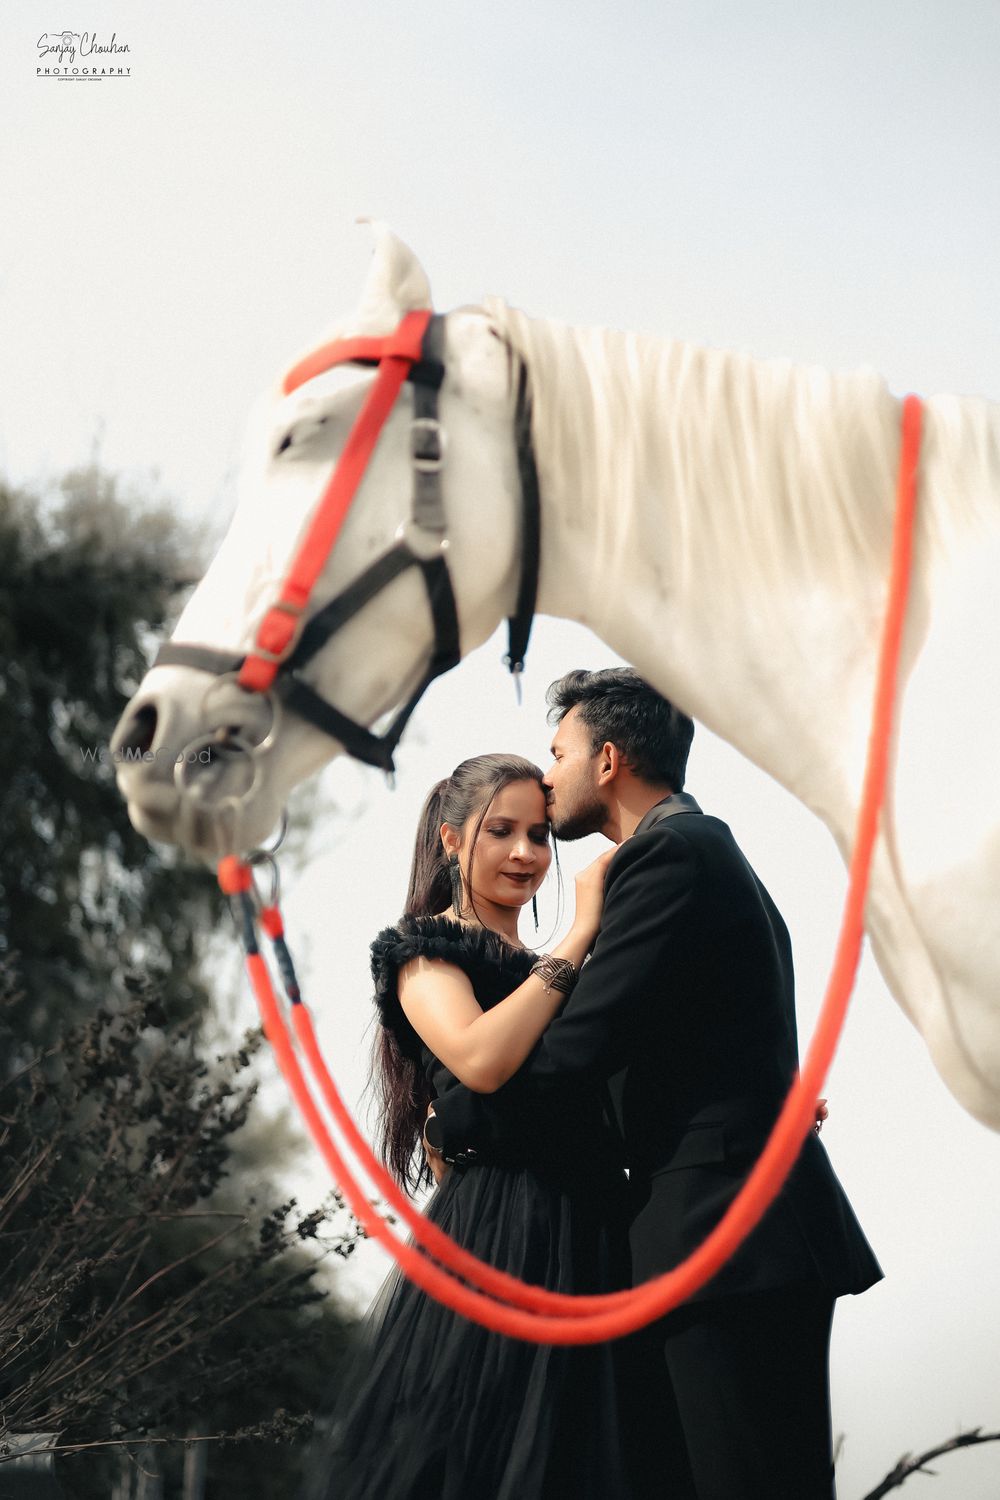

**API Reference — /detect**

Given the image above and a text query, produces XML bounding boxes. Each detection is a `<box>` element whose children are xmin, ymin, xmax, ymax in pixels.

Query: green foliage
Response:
<box><xmin>0</xmin><ymin>468</ymin><xmax>364</xmax><ymax>1498</ymax></box>
<box><xmin>0</xmin><ymin>465</ymin><xmax>220</xmax><ymax>1041</ymax></box>
<box><xmin>0</xmin><ymin>972</ymin><xmax>363</xmax><ymax>1497</ymax></box>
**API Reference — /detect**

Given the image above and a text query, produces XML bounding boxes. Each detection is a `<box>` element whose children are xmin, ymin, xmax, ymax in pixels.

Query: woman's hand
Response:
<box><xmin>426</xmin><ymin>1150</ymin><xmax>449</xmax><ymax>1186</ymax></box>
<box><xmin>571</xmin><ymin>848</ymin><xmax>617</xmax><ymax>944</ymax></box>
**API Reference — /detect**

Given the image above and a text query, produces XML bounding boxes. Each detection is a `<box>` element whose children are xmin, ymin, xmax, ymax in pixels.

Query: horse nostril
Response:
<box><xmin>113</xmin><ymin>703</ymin><xmax>158</xmax><ymax>758</ymax></box>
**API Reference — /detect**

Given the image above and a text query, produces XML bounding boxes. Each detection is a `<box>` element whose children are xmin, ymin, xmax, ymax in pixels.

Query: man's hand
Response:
<box><xmin>814</xmin><ymin>1098</ymin><xmax>829</xmax><ymax>1134</ymax></box>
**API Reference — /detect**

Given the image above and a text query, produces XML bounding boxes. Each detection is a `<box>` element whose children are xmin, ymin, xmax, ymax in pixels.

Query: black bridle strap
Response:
<box><xmin>275</xmin><ymin>552</ymin><xmax>460</xmax><ymax>771</ymax></box>
<box><xmin>275</xmin><ymin>675</ymin><xmax>417</xmax><ymax>774</ymax></box>
<box><xmin>287</xmin><ymin>541</ymin><xmax>420</xmax><ymax>671</ymax></box>
<box><xmin>155</xmin><ymin>547</ymin><xmax>460</xmax><ymax>774</ymax></box>
<box><xmin>506</xmin><ymin>362</ymin><xmax>540</xmax><ymax>675</ymax></box>
<box><xmin>410</xmin><ymin>316</ymin><xmax>448</xmax><ymax>535</ymax></box>
<box><xmin>155</xmin><ymin>642</ymin><xmax>244</xmax><ymax>676</ymax></box>
<box><xmin>154</xmin><ymin>550</ymin><xmax>444</xmax><ymax>681</ymax></box>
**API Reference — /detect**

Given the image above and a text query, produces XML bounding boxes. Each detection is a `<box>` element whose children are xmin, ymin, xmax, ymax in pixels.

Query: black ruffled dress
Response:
<box><xmin>307</xmin><ymin>914</ymin><xmax>636</xmax><ymax>1500</ymax></box>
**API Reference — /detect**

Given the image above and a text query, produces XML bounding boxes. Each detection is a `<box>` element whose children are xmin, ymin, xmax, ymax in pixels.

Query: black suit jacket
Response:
<box><xmin>432</xmin><ymin>795</ymin><xmax>882</xmax><ymax>1302</ymax></box>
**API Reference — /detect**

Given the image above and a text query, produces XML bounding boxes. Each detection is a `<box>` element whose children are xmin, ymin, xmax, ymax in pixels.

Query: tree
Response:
<box><xmin>0</xmin><ymin>970</ymin><xmax>364</xmax><ymax>1498</ymax></box>
<box><xmin>0</xmin><ymin>467</ymin><xmax>365</xmax><ymax>1497</ymax></box>
<box><xmin>0</xmin><ymin>464</ymin><xmax>220</xmax><ymax>1043</ymax></box>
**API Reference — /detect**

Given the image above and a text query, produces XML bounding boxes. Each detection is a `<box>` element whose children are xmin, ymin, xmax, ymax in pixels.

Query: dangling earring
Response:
<box><xmin>532</xmin><ymin>893</ymin><xmax>539</xmax><ymax>932</ymax></box>
<box><xmin>448</xmin><ymin>854</ymin><xmax>464</xmax><ymax>918</ymax></box>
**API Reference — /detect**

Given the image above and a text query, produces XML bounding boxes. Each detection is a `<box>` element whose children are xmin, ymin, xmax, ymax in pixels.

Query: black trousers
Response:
<box><xmin>621</xmin><ymin>1278</ymin><xmax>836</xmax><ymax>1500</ymax></box>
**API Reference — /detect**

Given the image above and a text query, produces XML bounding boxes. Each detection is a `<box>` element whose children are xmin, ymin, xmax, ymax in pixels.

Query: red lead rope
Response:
<box><xmin>218</xmin><ymin>393</ymin><xmax>923</xmax><ymax>1344</ymax></box>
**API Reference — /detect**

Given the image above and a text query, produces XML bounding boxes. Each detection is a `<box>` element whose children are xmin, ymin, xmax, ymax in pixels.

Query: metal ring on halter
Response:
<box><xmin>247</xmin><ymin>849</ymin><xmax>281</xmax><ymax>908</ymax></box>
<box><xmin>395</xmin><ymin>519</ymin><xmax>450</xmax><ymax>560</ymax></box>
<box><xmin>198</xmin><ymin>672</ymin><xmax>282</xmax><ymax>755</ymax></box>
<box><xmin>178</xmin><ymin>787</ymin><xmax>247</xmax><ymax>865</ymax></box>
<box><xmin>173</xmin><ymin>731</ymin><xmax>263</xmax><ymax>806</ymax></box>
<box><xmin>252</xmin><ymin>808</ymin><xmax>289</xmax><ymax>858</ymax></box>
<box><xmin>174</xmin><ymin>733</ymin><xmax>263</xmax><ymax>860</ymax></box>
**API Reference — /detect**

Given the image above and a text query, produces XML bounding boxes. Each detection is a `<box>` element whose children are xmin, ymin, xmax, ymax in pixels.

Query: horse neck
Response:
<box><xmin>489</xmin><ymin>301</ymin><xmax>903</xmax><ymax>825</ymax></box>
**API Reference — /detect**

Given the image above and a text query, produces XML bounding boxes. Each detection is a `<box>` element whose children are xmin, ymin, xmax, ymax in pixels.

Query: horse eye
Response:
<box><xmin>275</xmin><ymin>414</ymin><xmax>328</xmax><ymax>459</ymax></box>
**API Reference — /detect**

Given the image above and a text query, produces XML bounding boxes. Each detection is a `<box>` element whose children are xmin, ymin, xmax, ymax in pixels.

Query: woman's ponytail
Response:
<box><xmin>404</xmin><ymin>779</ymin><xmax>452</xmax><ymax>917</ymax></box>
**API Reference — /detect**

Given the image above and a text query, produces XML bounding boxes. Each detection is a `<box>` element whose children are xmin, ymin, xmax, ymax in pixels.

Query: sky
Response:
<box><xmin>4</xmin><ymin>2</ymin><xmax>1000</xmax><ymax>1494</ymax></box>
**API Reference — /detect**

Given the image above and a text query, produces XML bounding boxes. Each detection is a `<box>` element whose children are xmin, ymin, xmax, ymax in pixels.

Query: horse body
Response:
<box><xmin>490</xmin><ymin>301</ymin><xmax>1000</xmax><ymax>1126</ymax></box>
<box><xmin>112</xmin><ymin>228</ymin><xmax>1000</xmax><ymax>1129</ymax></box>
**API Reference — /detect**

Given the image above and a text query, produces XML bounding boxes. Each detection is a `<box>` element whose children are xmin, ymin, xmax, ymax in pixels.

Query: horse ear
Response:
<box><xmin>353</xmin><ymin>219</ymin><xmax>433</xmax><ymax>333</ymax></box>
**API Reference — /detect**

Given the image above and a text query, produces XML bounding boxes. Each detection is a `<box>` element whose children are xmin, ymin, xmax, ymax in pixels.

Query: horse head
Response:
<box><xmin>111</xmin><ymin>225</ymin><xmax>528</xmax><ymax>859</ymax></box>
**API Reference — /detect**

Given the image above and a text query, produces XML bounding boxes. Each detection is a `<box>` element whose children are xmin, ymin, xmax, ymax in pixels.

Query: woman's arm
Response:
<box><xmin>399</xmin><ymin>850</ymin><xmax>614</xmax><ymax>1093</ymax></box>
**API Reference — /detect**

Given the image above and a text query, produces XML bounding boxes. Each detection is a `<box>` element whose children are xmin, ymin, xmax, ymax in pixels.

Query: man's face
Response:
<box><xmin>543</xmin><ymin>705</ymin><xmax>607</xmax><ymax>840</ymax></box>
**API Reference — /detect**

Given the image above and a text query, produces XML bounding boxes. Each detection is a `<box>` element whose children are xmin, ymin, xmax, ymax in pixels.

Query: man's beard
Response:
<box><xmin>551</xmin><ymin>791</ymin><xmax>606</xmax><ymax>842</ymax></box>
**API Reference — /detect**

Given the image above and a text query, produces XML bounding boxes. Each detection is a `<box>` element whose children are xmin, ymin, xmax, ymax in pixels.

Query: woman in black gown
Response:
<box><xmin>306</xmin><ymin>753</ymin><xmax>639</xmax><ymax>1500</ymax></box>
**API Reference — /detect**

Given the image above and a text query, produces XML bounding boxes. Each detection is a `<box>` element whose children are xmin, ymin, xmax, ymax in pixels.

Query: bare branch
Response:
<box><xmin>861</xmin><ymin>1427</ymin><xmax>1000</xmax><ymax>1499</ymax></box>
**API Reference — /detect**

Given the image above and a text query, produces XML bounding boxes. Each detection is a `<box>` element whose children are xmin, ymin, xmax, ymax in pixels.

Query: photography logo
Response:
<box><xmin>36</xmin><ymin>28</ymin><xmax>131</xmax><ymax>79</ymax></box>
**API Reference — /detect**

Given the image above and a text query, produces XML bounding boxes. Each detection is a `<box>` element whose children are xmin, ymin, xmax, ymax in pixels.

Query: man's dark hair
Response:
<box><xmin>546</xmin><ymin>667</ymin><xmax>694</xmax><ymax>790</ymax></box>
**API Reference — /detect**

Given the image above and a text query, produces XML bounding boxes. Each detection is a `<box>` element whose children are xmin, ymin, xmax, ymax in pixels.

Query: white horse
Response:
<box><xmin>112</xmin><ymin>225</ymin><xmax>1000</xmax><ymax>1132</ymax></box>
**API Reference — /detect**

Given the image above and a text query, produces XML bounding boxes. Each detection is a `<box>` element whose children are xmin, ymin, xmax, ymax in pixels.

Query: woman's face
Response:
<box><xmin>449</xmin><ymin>779</ymin><xmax>552</xmax><ymax>914</ymax></box>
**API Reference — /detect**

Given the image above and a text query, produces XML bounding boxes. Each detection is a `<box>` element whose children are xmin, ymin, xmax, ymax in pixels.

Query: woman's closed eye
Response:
<box><xmin>486</xmin><ymin>822</ymin><xmax>550</xmax><ymax>845</ymax></box>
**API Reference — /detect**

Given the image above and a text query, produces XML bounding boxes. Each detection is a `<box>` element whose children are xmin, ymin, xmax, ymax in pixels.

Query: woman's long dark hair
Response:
<box><xmin>373</xmin><ymin>754</ymin><xmax>546</xmax><ymax>1191</ymax></box>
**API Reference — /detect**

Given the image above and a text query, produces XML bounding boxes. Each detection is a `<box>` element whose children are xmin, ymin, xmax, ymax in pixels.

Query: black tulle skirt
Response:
<box><xmin>304</xmin><ymin>1157</ymin><xmax>637</xmax><ymax>1500</ymax></box>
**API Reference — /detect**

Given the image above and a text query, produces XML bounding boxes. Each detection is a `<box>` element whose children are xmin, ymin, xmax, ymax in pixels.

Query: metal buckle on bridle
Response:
<box><xmin>410</xmin><ymin>416</ymin><xmax>446</xmax><ymax>474</ymax></box>
<box><xmin>248</xmin><ymin>600</ymin><xmax>308</xmax><ymax>666</ymax></box>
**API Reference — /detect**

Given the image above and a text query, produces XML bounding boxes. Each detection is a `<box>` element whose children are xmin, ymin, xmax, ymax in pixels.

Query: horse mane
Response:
<box><xmin>227</xmin><ymin>296</ymin><xmax>999</xmax><ymax>641</ymax></box>
<box><xmin>482</xmin><ymin>296</ymin><xmax>908</xmax><ymax>606</ymax></box>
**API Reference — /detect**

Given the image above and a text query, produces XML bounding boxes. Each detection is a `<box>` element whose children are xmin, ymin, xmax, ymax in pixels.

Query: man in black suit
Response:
<box><xmin>426</xmin><ymin>668</ymin><xmax>882</xmax><ymax>1500</ymax></box>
